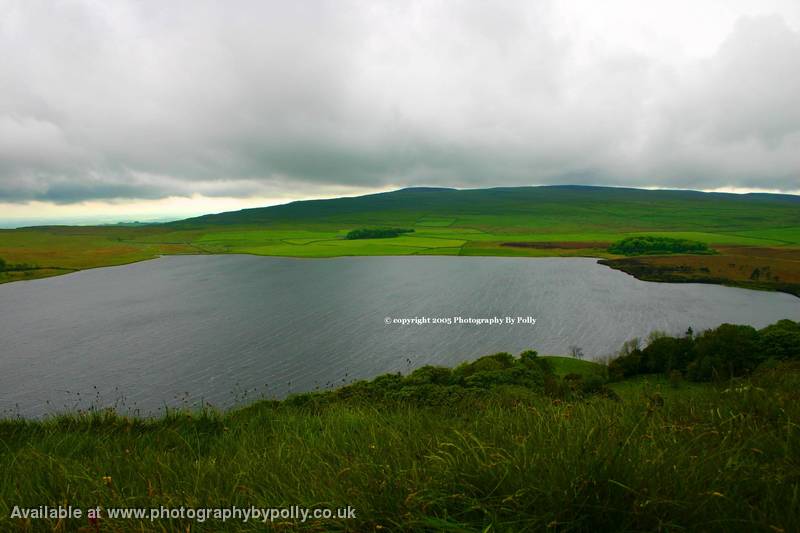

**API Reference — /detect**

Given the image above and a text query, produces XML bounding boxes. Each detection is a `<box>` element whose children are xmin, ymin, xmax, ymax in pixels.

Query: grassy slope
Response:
<box><xmin>541</xmin><ymin>355</ymin><xmax>605</xmax><ymax>377</ymax></box>
<box><xmin>1</xmin><ymin>357</ymin><xmax>798</xmax><ymax>532</ymax></box>
<box><xmin>1</xmin><ymin>186</ymin><xmax>799</xmax><ymax>292</ymax></box>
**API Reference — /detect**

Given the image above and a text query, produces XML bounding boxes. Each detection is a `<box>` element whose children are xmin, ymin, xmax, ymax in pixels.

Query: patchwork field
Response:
<box><xmin>2</xmin><ymin>186</ymin><xmax>799</xmax><ymax>295</ymax></box>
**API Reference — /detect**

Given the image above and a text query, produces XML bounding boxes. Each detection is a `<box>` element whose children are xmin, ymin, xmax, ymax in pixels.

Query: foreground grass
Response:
<box><xmin>1</xmin><ymin>361</ymin><xmax>798</xmax><ymax>532</ymax></box>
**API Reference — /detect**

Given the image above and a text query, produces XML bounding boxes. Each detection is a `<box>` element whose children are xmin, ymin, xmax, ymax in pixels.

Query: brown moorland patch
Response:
<box><xmin>600</xmin><ymin>246</ymin><xmax>800</xmax><ymax>297</ymax></box>
<box><xmin>501</xmin><ymin>241</ymin><xmax>611</xmax><ymax>249</ymax></box>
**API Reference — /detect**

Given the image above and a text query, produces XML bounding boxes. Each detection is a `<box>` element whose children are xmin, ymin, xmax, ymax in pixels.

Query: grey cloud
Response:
<box><xmin>0</xmin><ymin>1</ymin><xmax>799</xmax><ymax>204</ymax></box>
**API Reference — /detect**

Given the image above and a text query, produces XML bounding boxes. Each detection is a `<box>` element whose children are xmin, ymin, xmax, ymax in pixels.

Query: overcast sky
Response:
<box><xmin>1</xmin><ymin>0</ymin><xmax>799</xmax><ymax>224</ymax></box>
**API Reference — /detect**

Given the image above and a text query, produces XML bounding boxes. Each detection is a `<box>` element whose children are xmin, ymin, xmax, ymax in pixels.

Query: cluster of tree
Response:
<box><xmin>345</xmin><ymin>228</ymin><xmax>415</xmax><ymax>240</ymax></box>
<box><xmin>608</xmin><ymin>236</ymin><xmax>711</xmax><ymax>256</ymax></box>
<box><xmin>288</xmin><ymin>351</ymin><xmax>565</xmax><ymax>407</ymax></box>
<box><xmin>608</xmin><ymin>319</ymin><xmax>800</xmax><ymax>382</ymax></box>
<box><xmin>286</xmin><ymin>350</ymin><xmax>620</xmax><ymax>409</ymax></box>
<box><xmin>569</xmin><ymin>345</ymin><xmax>585</xmax><ymax>359</ymax></box>
<box><xmin>0</xmin><ymin>258</ymin><xmax>36</xmax><ymax>272</ymax></box>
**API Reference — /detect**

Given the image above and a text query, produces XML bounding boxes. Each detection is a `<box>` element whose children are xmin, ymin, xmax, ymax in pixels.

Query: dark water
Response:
<box><xmin>1</xmin><ymin>255</ymin><xmax>798</xmax><ymax>417</ymax></box>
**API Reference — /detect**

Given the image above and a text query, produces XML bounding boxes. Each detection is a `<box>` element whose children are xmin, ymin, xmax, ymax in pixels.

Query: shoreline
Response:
<box><xmin>3</xmin><ymin>249</ymin><xmax>799</xmax><ymax>299</ymax></box>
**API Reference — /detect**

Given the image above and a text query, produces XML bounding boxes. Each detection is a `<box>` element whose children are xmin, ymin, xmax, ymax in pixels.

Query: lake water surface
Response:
<box><xmin>1</xmin><ymin>255</ymin><xmax>798</xmax><ymax>417</ymax></box>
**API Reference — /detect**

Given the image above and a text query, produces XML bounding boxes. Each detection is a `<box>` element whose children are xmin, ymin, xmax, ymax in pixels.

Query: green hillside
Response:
<box><xmin>178</xmin><ymin>186</ymin><xmax>800</xmax><ymax>237</ymax></box>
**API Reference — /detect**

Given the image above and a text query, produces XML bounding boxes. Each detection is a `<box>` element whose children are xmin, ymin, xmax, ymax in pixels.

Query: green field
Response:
<box><xmin>2</xmin><ymin>186</ymin><xmax>800</xmax><ymax>291</ymax></box>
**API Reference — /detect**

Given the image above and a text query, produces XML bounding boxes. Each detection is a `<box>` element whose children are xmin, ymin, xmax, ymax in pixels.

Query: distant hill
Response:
<box><xmin>172</xmin><ymin>185</ymin><xmax>800</xmax><ymax>230</ymax></box>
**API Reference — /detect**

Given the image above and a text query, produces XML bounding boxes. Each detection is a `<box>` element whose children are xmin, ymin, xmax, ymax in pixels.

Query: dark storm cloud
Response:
<box><xmin>1</xmin><ymin>0</ymin><xmax>799</xmax><ymax>204</ymax></box>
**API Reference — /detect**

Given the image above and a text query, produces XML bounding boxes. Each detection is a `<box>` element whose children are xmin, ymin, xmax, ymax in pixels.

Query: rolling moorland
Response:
<box><xmin>1</xmin><ymin>185</ymin><xmax>800</xmax><ymax>295</ymax></box>
<box><xmin>2</xmin><ymin>317</ymin><xmax>800</xmax><ymax>532</ymax></box>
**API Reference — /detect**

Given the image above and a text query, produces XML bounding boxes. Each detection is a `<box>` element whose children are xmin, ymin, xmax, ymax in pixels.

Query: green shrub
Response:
<box><xmin>608</xmin><ymin>235</ymin><xmax>711</xmax><ymax>256</ymax></box>
<box><xmin>580</xmin><ymin>374</ymin><xmax>606</xmax><ymax>394</ymax></box>
<box><xmin>608</xmin><ymin>350</ymin><xmax>642</xmax><ymax>381</ymax></box>
<box><xmin>453</xmin><ymin>352</ymin><xmax>515</xmax><ymax>380</ymax></box>
<box><xmin>405</xmin><ymin>365</ymin><xmax>453</xmax><ymax>386</ymax></box>
<box><xmin>758</xmin><ymin>319</ymin><xmax>800</xmax><ymax>360</ymax></box>
<box><xmin>689</xmin><ymin>324</ymin><xmax>760</xmax><ymax>381</ymax></box>
<box><xmin>641</xmin><ymin>336</ymin><xmax>694</xmax><ymax>373</ymax></box>
<box><xmin>345</xmin><ymin>228</ymin><xmax>414</xmax><ymax>239</ymax></box>
<box><xmin>316</xmin><ymin>351</ymin><xmax>562</xmax><ymax>408</ymax></box>
<box><xmin>609</xmin><ymin>320</ymin><xmax>795</xmax><ymax>383</ymax></box>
